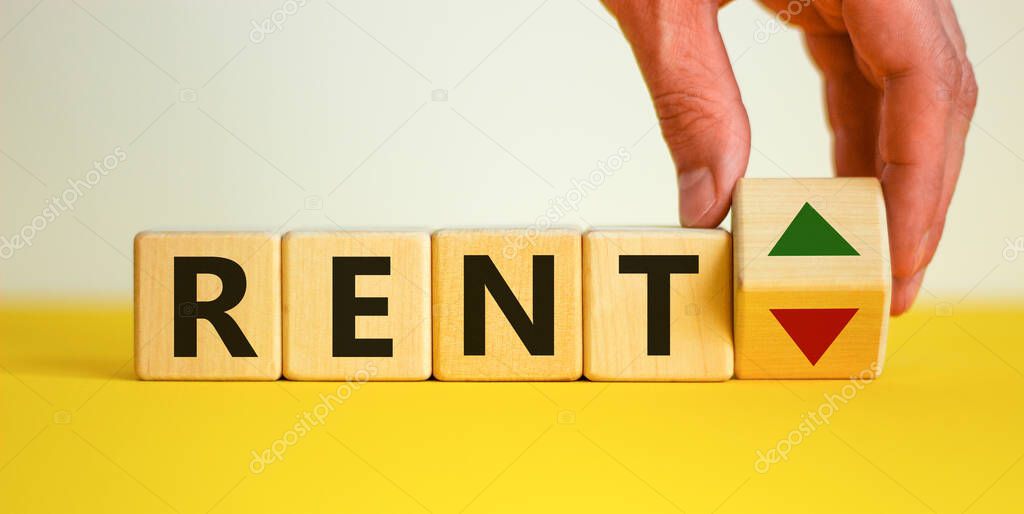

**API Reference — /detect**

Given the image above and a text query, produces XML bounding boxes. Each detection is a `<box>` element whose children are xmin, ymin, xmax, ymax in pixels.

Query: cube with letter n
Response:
<box><xmin>432</xmin><ymin>229</ymin><xmax>582</xmax><ymax>381</ymax></box>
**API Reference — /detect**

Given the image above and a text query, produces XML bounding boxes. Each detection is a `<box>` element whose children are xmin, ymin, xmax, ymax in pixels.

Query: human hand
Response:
<box><xmin>603</xmin><ymin>0</ymin><xmax>977</xmax><ymax>314</ymax></box>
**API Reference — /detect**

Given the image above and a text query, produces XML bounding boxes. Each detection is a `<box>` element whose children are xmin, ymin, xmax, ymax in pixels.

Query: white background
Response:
<box><xmin>0</xmin><ymin>0</ymin><xmax>1021</xmax><ymax>299</ymax></box>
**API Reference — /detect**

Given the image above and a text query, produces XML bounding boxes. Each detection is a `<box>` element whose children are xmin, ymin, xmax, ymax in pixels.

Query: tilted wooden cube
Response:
<box><xmin>583</xmin><ymin>228</ymin><xmax>733</xmax><ymax>381</ymax></box>
<box><xmin>432</xmin><ymin>229</ymin><xmax>582</xmax><ymax>381</ymax></box>
<box><xmin>134</xmin><ymin>232</ymin><xmax>282</xmax><ymax>380</ymax></box>
<box><xmin>733</xmin><ymin>178</ymin><xmax>891</xmax><ymax>379</ymax></box>
<box><xmin>282</xmin><ymin>231</ymin><xmax>431</xmax><ymax>381</ymax></box>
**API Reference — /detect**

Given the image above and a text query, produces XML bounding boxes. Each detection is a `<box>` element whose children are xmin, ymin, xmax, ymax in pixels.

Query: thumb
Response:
<box><xmin>606</xmin><ymin>0</ymin><xmax>750</xmax><ymax>227</ymax></box>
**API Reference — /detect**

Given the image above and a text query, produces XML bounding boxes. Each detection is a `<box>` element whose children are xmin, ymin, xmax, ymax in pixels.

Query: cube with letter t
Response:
<box><xmin>583</xmin><ymin>228</ymin><xmax>733</xmax><ymax>381</ymax></box>
<box><xmin>134</xmin><ymin>232</ymin><xmax>282</xmax><ymax>380</ymax></box>
<box><xmin>431</xmin><ymin>229</ymin><xmax>582</xmax><ymax>381</ymax></box>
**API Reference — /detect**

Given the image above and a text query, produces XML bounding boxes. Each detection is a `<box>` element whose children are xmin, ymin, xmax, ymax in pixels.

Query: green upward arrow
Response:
<box><xmin>769</xmin><ymin>202</ymin><xmax>859</xmax><ymax>256</ymax></box>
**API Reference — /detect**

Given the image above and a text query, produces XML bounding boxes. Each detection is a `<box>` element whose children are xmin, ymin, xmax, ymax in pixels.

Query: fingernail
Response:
<box><xmin>891</xmin><ymin>269</ymin><xmax>925</xmax><ymax>315</ymax></box>
<box><xmin>678</xmin><ymin>167</ymin><xmax>716</xmax><ymax>227</ymax></box>
<box><xmin>914</xmin><ymin>228</ymin><xmax>935</xmax><ymax>270</ymax></box>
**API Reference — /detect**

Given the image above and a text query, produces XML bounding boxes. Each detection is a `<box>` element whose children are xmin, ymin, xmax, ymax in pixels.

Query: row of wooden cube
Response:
<box><xmin>135</xmin><ymin>228</ymin><xmax>731</xmax><ymax>381</ymax></box>
<box><xmin>135</xmin><ymin>178</ymin><xmax>891</xmax><ymax>381</ymax></box>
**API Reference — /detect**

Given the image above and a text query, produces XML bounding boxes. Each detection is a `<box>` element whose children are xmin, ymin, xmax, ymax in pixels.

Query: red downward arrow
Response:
<box><xmin>770</xmin><ymin>308</ymin><xmax>858</xmax><ymax>365</ymax></box>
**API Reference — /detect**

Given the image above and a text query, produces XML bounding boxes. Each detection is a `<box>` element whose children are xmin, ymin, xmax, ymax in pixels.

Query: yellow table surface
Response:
<box><xmin>1</xmin><ymin>300</ymin><xmax>1022</xmax><ymax>513</ymax></box>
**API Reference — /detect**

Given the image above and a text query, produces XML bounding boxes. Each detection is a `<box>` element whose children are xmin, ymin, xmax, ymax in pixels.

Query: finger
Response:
<box><xmin>841</xmin><ymin>0</ymin><xmax>961</xmax><ymax>297</ymax></box>
<box><xmin>604</xmin><ymin>0</ymin><xmax>750</xmax><ymax>227</ymax></box>
<box><xmin>758</xmin><ymin>2</ymin><xmax>882</xmax><ymax>176</ymax></box>
<box><xmin>804</xmin><ymin>33</ymin><xmax>882</xmax><ymax>178</ymax></box>
<box><xmin>889</xmin><ymin>1</ymin><xmax>977</xmax><ymax>314</ymax></box>
<box><xmin>921</xmin><ymin>0</ymin><xmax>978</xmax><ymax>268</ymax></box>
<box><xmin>758</xmin><ymin>0</ymin><xmax>843</xmax><ymax>33</ymax></box>
<box><xmin>892</xmin><ymin>268</ymin><xmax>926</xmax><ymax>315</ymax></box>
<box><xmin>891</xmin><ymin>1</ymin><xmax>977</xmax><ymax>314</ymax></box>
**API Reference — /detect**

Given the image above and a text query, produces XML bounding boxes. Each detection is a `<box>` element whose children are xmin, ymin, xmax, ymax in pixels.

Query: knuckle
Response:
<box><xmin>929</xmin><ymin>41</ymin><xmax>964</xmax><ymax>103</ymax></box>
<box><xmin>651</xmin><ymin>89</ymin><xmax>734</xmax><ymax>150</ymax></box>
<box><xmin>958</xmin><ymin>62</ymin><xmax>979</xmax><ymax>117</ymax></box>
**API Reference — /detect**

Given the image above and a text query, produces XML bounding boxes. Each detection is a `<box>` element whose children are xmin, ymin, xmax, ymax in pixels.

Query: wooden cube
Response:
<box><xmin>583</xmin><ymin>228</ymin><xmax>733</xmax><ymax>381</ymax></box>
<box><xmin>733</xmin><ymin>178</ymin><xmax>891</xmax><ymax>379</ymax></box>
<box><xmin>282</xmin><ymin>231</ymin><xmax>431</xmax><ymax>381</ymax></box>
<box><xmin>134</xmin><ymin>232</ymin><xmax>281</xmax><ymax>380</ymax></box>
<box><xmin>432</xmin><ymin>229</ymin><xmax>582</xmax><ymax>381</ymax></box>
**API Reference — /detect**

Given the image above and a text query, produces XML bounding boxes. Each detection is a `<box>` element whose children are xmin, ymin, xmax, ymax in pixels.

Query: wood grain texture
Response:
<box><xmin>282</xmin><ymin>231</ymin><xmax>431</xmax><ymax>381</ymax></box>
<box><xmin>134</xmin><ymin>232</ymin><xmax>281</xmax><ymax>380</ymax></box>
<box><xmin>432</xmin><ymin>229</ymin><xmax>582</xmax><ymax>381</ymax></box>
<box><xmin>583</xmin><ymin>228</ymin><xmax>733</xmax><ymax>381</ymax></box>
<box><xmin>733</xmin><ymin>178</ymin><xmax>891</xmax><ymax>379</ymax></box>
